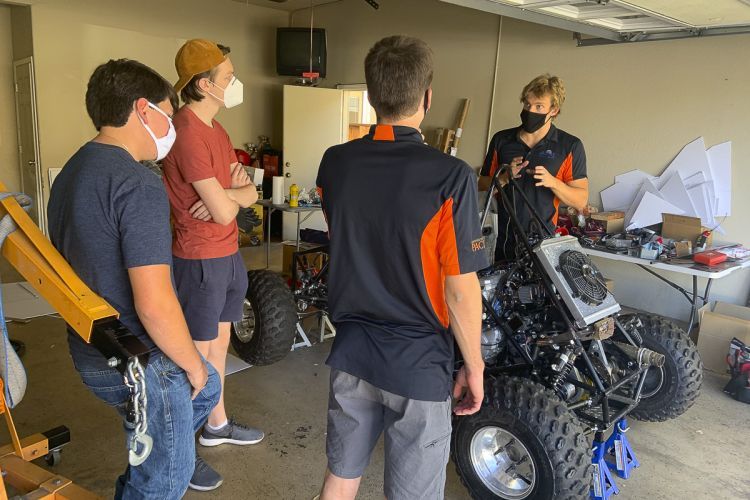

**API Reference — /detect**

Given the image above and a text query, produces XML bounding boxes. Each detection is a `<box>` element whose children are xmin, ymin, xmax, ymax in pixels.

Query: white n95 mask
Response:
<box><xmin>209</xmin><ymin>76</ymin><xmax>244</xmax><ymax>109</ymax></box>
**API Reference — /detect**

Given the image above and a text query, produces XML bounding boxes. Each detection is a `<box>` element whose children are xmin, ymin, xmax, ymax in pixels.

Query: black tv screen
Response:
<box><xmin>276</xmin><ymin>28</ymin><xmax>327</xmax><ymax>78</ymax></box>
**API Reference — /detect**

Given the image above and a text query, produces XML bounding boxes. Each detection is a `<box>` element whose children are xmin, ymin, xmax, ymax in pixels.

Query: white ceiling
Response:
<box><xmin>440</xmin><ymin>0</ymin><xmax>750</xmax><ymax>43</ymax></box>
<box><xmin>618</xmin><ymin>0</ymin><xmax>750</xmax><ymax>27</ymax></box>
<box><xmin>230</xmin><ymin>0</ymin><xmax>340</xmax><ymax>11</ymax></box>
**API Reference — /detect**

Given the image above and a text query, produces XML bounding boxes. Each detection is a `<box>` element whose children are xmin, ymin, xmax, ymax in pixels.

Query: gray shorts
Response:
<box><xmin>326</xmin><ymin>369</ymin><xmax>452</xmax><ymax>500</ymax></box>
<box><xmin>173</xmin><ymin>252</ymin><xmax>248</xmax><ymax>341</ymax></box>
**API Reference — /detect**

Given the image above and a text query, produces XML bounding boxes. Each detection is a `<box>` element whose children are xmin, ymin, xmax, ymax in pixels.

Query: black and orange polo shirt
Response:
<box><xmin>481</xmin><ymin>125</ymin><xmax>587</xmax><ymax>259</ymax></box>
<box><xmin>316</xmin><ymin>124</ymin><xmax>488</xmax><ymax>402</ymax></box>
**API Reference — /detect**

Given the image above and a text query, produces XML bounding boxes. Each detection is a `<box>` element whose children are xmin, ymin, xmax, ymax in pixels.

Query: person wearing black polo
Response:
<box><xmin>479</xmin><ymin>74</ymin><xmax>589</xmax><ymax>262</ymax></box>
<box><xmin>316</xmin><ymin>36</ymin><xmax>487</xmax><ymax>500</ymax></box>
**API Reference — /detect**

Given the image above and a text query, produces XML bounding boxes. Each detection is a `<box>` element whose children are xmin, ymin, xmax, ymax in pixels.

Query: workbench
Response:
<box><xmin>582</xmin><ymin>246</ymin><xmax>750</xmax><ymax>333</ymax></box>
<box><xmin>255</xmin><ymin>200</ymin><xmax>322</xmax><ymax>269</ymax></box>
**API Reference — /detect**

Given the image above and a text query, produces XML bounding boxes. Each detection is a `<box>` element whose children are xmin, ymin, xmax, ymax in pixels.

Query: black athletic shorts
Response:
<box><xmin>173</xmin><ymin>252</ymin><xmax>248</xmax><ymax>341</ymax></box>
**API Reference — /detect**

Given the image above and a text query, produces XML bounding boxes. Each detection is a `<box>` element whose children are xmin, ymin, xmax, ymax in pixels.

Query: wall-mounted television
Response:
<box><xmin>276</xmin><ymin>28</ymin><xmax>327</xmax><ymax>78</ymax></box>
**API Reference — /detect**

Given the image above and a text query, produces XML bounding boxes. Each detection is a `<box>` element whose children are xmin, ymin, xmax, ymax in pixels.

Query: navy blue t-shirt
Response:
<box><xmin>47</xmin><ymin>142</ymin><xmax>172</xmax><ymax>361</ymax></box>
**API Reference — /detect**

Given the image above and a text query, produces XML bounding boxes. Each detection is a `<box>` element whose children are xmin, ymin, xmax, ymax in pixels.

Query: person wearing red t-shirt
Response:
<box><xmin>162</xmin><ymin>39</ymin><xmax>260</xmax><ymax>492</ymax></box>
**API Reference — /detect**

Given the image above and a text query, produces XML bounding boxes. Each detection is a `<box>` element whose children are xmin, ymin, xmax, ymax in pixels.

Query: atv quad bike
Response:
<box><xmin>230</xmin><ymin>269</ymin><xmax>298</xmax><ymax>365</ymax></box>
<box><xmin>451</xmin><ymin>165</ymin><xmax>703</xmax><ymax>499</ymax></box>
<box><xmin>229</xmin><ymin>166</ymin><xmax>702</xmax><ymax>500</ymax></box>
<box><xmin>230</xmin><ymin>246</ymin><xmax>330</xmax><ymax>365</ymax></box>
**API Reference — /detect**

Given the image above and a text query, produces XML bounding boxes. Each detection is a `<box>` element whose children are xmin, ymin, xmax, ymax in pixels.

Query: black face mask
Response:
<box><xmin>520</xmin><ymin>108</ymin><xmax>549</xmax><ymax>133</ymax></box>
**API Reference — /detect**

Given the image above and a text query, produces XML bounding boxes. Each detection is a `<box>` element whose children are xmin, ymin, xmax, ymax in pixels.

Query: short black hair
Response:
<box><xmin>180</xmin><ymin>44</ymin><xmax>231</xmax><ymax>104</ymax></box>
<box><xmin>86</xmin><ymin>59</ymin><xmax>178</xmax><ymax>131</ymax></box>
<box><xmin>365</xmin><ymin>36</ymin><xmax>433</xmax><ymax>121</ymax></box>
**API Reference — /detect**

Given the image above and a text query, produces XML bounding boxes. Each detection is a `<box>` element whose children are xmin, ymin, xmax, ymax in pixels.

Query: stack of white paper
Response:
<box><xmin>599</xmin><ymin>137</ymin><xmax>731</xmax><ymax>231</ymax></box>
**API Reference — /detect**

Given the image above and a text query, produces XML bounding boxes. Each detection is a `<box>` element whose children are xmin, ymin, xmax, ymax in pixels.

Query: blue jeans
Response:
<box><xmin>68</xmin><ymin>335</ymin><xmax>221</xmax><ymax>499</ymax></box>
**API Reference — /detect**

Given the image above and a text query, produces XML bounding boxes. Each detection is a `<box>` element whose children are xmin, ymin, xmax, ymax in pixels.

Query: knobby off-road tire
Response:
<box><xmin>452</xmin><ymin>376</ymin><xmax>592</xmax><ymax>500</ymax></box>
<box><xmin>621</xmin><ymin>313</ymin><xmax>703</xmax><ymax>421</ymax></box>
<box><xmin>230</xmin><ymin>270</ymin><xmax>298</xmax><ymax>365</ymax></box>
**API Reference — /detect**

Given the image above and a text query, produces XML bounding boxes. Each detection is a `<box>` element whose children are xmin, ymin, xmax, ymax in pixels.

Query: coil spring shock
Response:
<box><xmin>552</xmin><ymin>351</ymin><xmax>577</xmax><ymax>400</ymax></box>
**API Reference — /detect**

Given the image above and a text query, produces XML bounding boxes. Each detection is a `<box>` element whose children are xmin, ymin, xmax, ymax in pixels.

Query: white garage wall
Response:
<box><xmin>0</xmin><ymin>5</ymin><xmax>20</xmax><ymax>192</ymax></box>
<box><xmin>291</xmin><ymin>0</ymin><xmax>502</xmax><ymax>168</ymax></box>
<box><xmin>18</xmin><ymin>0</ymin><xmax>288</xmax><ymax>212</ymax></box>
<box><xmin>491</xmin><ymin>18</ymin><xmax>750</xmax><ymax>320</ymax></box>
<box><xmin>7</xmin><ymin>0</ymin><xmax>746</xmax><ymax>321</ymax></box>
<box><xmin>289</xmin><ymin>3</ymin><xmax>750</xmax><ymax>320</ymax></box>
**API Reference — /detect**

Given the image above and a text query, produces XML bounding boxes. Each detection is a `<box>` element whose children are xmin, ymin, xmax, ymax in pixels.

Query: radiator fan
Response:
<box><xmin>559</xmin><ymin>250</ymin><xmax>608</xmax><ymax>305</ymax></box>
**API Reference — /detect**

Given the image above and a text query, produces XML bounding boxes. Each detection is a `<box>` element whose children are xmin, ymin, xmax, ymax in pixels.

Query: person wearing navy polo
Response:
<box><xmin>479</xmin><ymin>74</ymin><xmax>589</xmax><ymax>262</ymax></box>
<box><xmin>315</xmin><ymin>36</ymin><xmax>488</xmax><ymax>500</ymax></box>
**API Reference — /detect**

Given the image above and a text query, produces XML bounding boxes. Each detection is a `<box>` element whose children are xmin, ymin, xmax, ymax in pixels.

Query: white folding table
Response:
<box><xmin>255</xmin><ymin>200</ymin><xmax>322</xmax><ymax>270</ymax></box>
<box><xmin>581</xmin><ymin>247</ymin><xmax>750</xmax><ymax>332</ymax></box>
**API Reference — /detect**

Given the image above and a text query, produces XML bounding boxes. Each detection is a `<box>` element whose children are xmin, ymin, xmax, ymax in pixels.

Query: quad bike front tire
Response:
<box><xmin>230</xmin><ymin>270</ymin><xmax>298</xmax><ymax>365</ymax></box>
<box><xmin>452</xmin><ymin>376</ymin><xmax>592</xmax><ymax>500</ymax></box>
<box><xmin>621</xmin><ymin>313</ymin><xmax>703</xmax><ymax>421</ymax></box>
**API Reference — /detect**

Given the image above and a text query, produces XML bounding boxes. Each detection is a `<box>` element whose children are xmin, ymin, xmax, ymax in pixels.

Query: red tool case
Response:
<box><xmin>693</xmin><ymin>251</ymin><xmax>728</xmax><ymax>266</ymax></box>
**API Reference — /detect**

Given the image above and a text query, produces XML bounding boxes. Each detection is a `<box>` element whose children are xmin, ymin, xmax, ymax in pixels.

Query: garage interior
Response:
<box><xmin>1</xmin><ymin>0</ymin><xmax>749</xmax><ymax>499</ymax></box>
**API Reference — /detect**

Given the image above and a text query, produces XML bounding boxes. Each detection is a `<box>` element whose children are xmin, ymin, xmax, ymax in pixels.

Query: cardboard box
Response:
<box><xmin>591</xmin><ymin>211</ymin><xmax>625</xmax><ymax>234</ymax></box>
<box><xmin>697</xmin><ymin>301</ymin><xmax>750</xmax><ymax>373</ymax></box>
<box><xmin>282</xmin><ymin>241</ymin><xmax>325</xmax><ymax>276</ymax></box>
<box><xmin>674</xmin><ymin>240</ymin><xmax>692</xmax><ymax>258</ymax></box>
<box><xmin>661</xmin><ymin>214</ymin><xmax>713</xmax><ymax>247</ymax></box>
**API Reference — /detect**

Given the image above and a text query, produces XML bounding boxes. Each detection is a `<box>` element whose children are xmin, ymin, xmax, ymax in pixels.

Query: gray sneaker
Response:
<box><xmin>189</xmin><ymin>454</ymin><xmax>223</xmax><ymax>492</ymax></box>
<box><xmin>199</xmin><ymin>419</ymin><xmax>265</xmax><ymax>447</ymax></box>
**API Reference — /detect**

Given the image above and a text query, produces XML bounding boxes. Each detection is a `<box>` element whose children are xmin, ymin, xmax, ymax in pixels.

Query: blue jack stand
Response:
<box><xmin>590</xmin><ymin>419</ymin><xmax>639</xmax><ymax>499</ymax></box>
<box><xmin>591</xmin><ymin>436</ymin><xmax>619</xmax><ymax>500</ymax></box>
<box><xmin>605</xmin><ymin>419</ymin><xmax>639</xmax><ymax>479</ymax></box>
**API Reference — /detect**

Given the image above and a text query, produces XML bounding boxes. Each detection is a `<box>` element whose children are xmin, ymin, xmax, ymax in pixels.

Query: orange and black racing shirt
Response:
<box><xmin>481</xmin><ymin>125</ymin><xmax>586</xmax><ymax>259</ymax></box>
<box><xmin>316</xmin><ymin>125</ymin><xmax>488</xmax><ymax>402</ymax></box>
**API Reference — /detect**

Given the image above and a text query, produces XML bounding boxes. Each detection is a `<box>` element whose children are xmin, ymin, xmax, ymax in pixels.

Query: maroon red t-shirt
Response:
<box><xmin>162</xmin><ymin>107</ymin><xmax>238</xmax><ymax>259</ymax></box>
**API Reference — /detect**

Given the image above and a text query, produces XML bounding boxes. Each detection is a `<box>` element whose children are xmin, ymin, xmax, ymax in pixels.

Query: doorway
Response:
<box><xmin>13</xmin><ymin>57</ymin><xmax>44</xmax><ymax>232</ymax></box>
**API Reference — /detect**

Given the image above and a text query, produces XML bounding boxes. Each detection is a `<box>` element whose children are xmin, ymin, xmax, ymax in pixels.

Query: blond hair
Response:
<box><xmin>520</xmin><ymin>74</ymin><xmax>566</xmax><ymax>118</ymax></box>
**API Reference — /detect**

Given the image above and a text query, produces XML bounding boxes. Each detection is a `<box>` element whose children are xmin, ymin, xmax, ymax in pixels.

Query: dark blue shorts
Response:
<box><xmin>173</xmin><ymin>252</ymin><xmax>248</xmax><ymax>341</ymax></box>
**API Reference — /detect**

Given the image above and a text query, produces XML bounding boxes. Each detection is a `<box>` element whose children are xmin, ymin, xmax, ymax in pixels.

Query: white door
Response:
<box><xmin>282</xmin><ymin>85</ymin><xmax>343</xmax><ymax>241</ymax></box>
<box><xmin>13</xmin><ymin>57</ymin><xmax>44</xmax><ymax>233</ymax></box>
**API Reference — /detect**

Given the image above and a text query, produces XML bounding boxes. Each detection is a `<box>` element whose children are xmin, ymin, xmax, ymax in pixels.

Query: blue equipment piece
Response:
<box><xmin>591</xmin><ymin>418</ymin><xmax>640</xmax><ymax>499</ymax></box>
<box><xmin>605</xmin><ymin>419</ymin><xmax>640</xmax><ymax>479</ymax></box>
<box><xmin>591</xmin><ymin>433</ymin><xmax>620</xmax><ymax>500</ymax></box>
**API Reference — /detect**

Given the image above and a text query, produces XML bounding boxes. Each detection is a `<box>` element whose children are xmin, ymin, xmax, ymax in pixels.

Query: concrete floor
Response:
<box><xmin>1</xmin><ymin>243</ymin><xmax>749</xmax><ymax>499</ymax></box>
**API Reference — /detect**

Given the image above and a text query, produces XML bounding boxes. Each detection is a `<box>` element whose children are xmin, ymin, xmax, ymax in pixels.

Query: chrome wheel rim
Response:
<box><xmin>470</xmin><ymin>426</ymin><xmax>536</xmax><ymax>499</ymax></box>
<box><xmin>232</xmin><ymin>299</ymin><xmax>256</xmax><ymax>343</ymax></box>
<box><xmin>641</xmin><ymin>365</ymin><xmax>664</xmax><ymax>399</ymax></box>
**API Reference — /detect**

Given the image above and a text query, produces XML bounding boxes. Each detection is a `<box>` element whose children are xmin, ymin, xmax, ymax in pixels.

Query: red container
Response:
<box><xmin>693</xmin><ymin>251</ymin><xmax>727</xmax><ymax>266</ymax></box>
<box><xmin>234</xmin><ymin>149</ymin><xmax>252</xmax><ymax>166</ymax></box>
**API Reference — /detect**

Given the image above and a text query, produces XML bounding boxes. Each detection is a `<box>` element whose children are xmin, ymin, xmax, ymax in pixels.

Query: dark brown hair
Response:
<box><xmin>86</xmin><ymin>59</ymin><xmax>178</xmax><ymax>131</ymax></box>
<box><xmin>364</xmin><ymin>36</ymin><xmax>433</xmax><ymax>121</ymax></box>
<box><xmin>180</xmin><ymin>44</ymin><xmax>231</xmax><ymax>104</ymax></box>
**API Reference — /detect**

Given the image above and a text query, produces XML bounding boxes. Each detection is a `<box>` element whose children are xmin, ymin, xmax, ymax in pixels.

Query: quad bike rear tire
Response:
<box><xmin>452</xmin><ymin>376</ymin><xmax>592</xmax><ymax>500</ymax></box>
<box><xmin>230</xmin><ymin>270</ymin><xmax>298</xmax><ymax>365</ymax></box>
<box><xmin>621</xmin><ymin>313</ymin><xmax>703</xmax><ymax>422</ymax></box>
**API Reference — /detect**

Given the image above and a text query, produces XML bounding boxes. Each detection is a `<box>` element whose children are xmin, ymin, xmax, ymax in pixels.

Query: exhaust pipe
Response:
<box><xmin>614</xmin><ymin>342</ymin><xmax>665</xmax><ymax>368</ymax></box>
